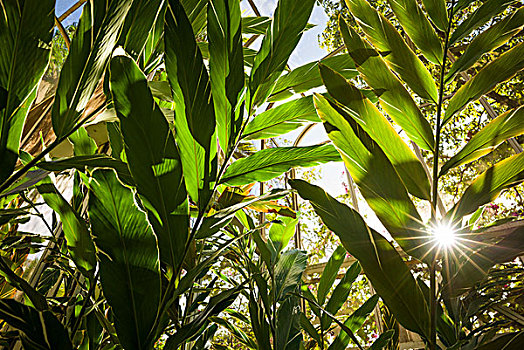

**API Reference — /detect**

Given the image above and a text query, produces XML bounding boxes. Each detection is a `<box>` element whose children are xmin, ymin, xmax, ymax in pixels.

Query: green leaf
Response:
<box><xmin>446</xmin><ymin>152</ymin><xmax>524</xmax><ymax>221</ymax></box>
<box><xmin>345</xmin><ymin>0</ymin><xmax>438</xmax><ymax>102</ymax></box>
<box><xmin>299</xmin><ymin>312</ymin><xmax>321</xmax><ymax>346</ymax></box>
<box><xmin>319</xmin><ymin>64</ymin><xmax>431</xmax><ymax>200</ymax></box>
<box><xmin>52</xmin><ymin>0</ymin><xmax>133</xmax><ymax>138</ymax></box>
<box><xmin>197</xmin><ymin>189</ymin><xmax>291</xmax><ymax>239</ymax></box>
<box><xmin>450</xmin><ymin>0</ymin><xmax>516</xmax><ymax>45</ymax></box>
<box><xmin>421</xmin><ymin>0</ymin><xmax>449</xmax><ymax>32</ymax></box>
<box><xmin>268</xmin><ymin>54</ymin><xmax>358</xmax><ymax>102</ymax></box>
<box><xmin>165</xmin><ymin>0</ymin><xmax>216</xmax><ymax>204</ymax></box>
<box><xmin>445</xmin><ymin>42</ymin><xmax>524</xmax><ymax>122</ymax></box>
<box><xmin>368</xmin><ymin>330</ymin><xmax>395</xmax><ymax>350</ymax></box>
<box><xmin>243</xmin><ymin>96</ymin><xmax>319</xmax><ymax>140</ymax></box>
<box><xmin>242</xmin><ymin>16</ymin><xmax>272</xmax><ymax>34</ymax></box>
<box><xmin>165</xmin><ymin>288</ymin><xmax>240</xmax><ymax>348</ymax></box>
<box><xmin>0</xmin><ymin>0</ymin><xmax>54</xmax><ymax>183</ymax></box>
<box><xmin>0</xmin><ymin>299</ymin><xmax>72</xmax><ymax>350</ymax></box>
<box><xmin>249</xmin><ymin>293</ymin><xmax>271</xmax><ymax>350</ymax></box>
<box><xmin>87</xmin><ymin>170</ymin><xmax>161</xmax><ymax>350</ymax></box>
<box><xmin>249</xmin><ymin>0</ymin><xmax>316</xmax><ymax>109</ymax></box>
<box><xmin>416</xmin><ymin>278</ymin><xmax>456</xmax><ymax>346</ymax></box>
<box><xmin>118</xmin><ymin>0</ymin><xmax>165</xmax><ymax>60</ymax></box>
<box><xmin>338</xmin><ymin>19</ymin><xmax>434</xmax><ymax>152</ymax></box>
<box><xmin>317</xmin><ymin>245</ymin><xmax>346</xmax><ymax>306</ymax></box>
<box><xmin>446</xmin><ymin>7</ymin><xmax>524</xmax><ymax>82</ymax></box>
<box><xmin>208</xmin><ymin>0</ymin><xmax>245</xmax><ymax>153</ymax></box>
<box><xmin>37</xmin><ymin>180</ymin><xmax>96</xmax><ymax>277</ymax></box>
<box><xmin>386</xmin><ymin>0</ymin><xmax>443</xmax><ymax>64</ymax></box>
<box><xmin>269</xmin><ymin>217</ymin><xmax>298</xmax><ymax>254</ymax></box>
<box><xmin>322</xmin><ymin>262</ymin><xmax>361</xmax><ymax>330</ymax></box>
<box><xmin>0</xmin><ymin>258</ymin><xmax>47</xmax><ymax>311</ymax></box>
<box><xmin>0</xmin><ymin>169</ymin><xmax>49</xmax><ymax>198</ymax></box>
<box><xmin>290</xmin><ymin>179</ymin><xmax>430</xmax><ymax>338</ymax></box>
<box><xmin>328</xmin><ymin>295</ymin><xmax>379</xmax><ymax>350</ymax></box>
<box><xmin>475</xmin><ymin>331</ymin><xmax>524</xmax><ymax>350</ymax></box>
<box><xmin>274</xmin><ymin>249</ymin><xmax>307</xmax><ymax>301</ymax></box>
<box><xmin>38</xmin><ymin>154</ymin><xmax>133</xmax><ymax>186</ymax></box>
<box><xmin>69</xmin><ymin>127</ymin><xmax>97</xmax><ymax>156</ymax></box>
<box><xmin>212</xmin><ymin>316</ymin><xmax>257</xmax><ymax>349</ymax></box>
<box><xmin>241</xmin><ymin>16</ymin><xmax>314</xmax><ymax>36</ymax></box>
<box><xmin>441</xmin><ymin>106</ymin><xmax>524</xmax><ymax>176</ymax></box>
<box><xmin>275</xmin><ymin>296</ymin><xmax>302</xmax><ymax>350</ymax></box>
<box><xmin>220</xmin><ymin>144</ymin><xmax>342</xmax><ymax>186</ymax></box>
<box><xmin>181</xmin><ymin>0</ymin><xmax>208</xmax><ymax>36</ymax></box>
<box><xmin>313</xmin><ymin>94</ymin><xmax>428</xmax><ymax>260</ymax></box>
<box><xmin>444</xmin><ymin>222</ymin><xmax>524</xmax><ymax>295</ymax></box>
<box><xmin>110</xmin><ymin>54</ymin><xmax>189</xmax><ymax>271</ymax></box>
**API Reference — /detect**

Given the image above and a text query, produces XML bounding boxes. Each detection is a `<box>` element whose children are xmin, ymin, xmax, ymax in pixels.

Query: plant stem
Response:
<box><xmin>430</xmin><ymin>2</ymin><xmax>457</xmax><ymax>349</ymax></box>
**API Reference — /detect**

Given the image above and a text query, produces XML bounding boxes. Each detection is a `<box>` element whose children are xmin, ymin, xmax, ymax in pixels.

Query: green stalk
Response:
<box><xmin>430</xmin><ymin>2</ymin><xmax>457</xmax><ymax>349</ymax></box>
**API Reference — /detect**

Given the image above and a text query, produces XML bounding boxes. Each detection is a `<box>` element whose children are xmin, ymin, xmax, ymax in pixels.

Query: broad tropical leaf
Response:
<box><xmin>165</xmin><ymin>0</ymin><xmax>216</xmax><ymax>205</ymax></box>
<box><xmin>0</xmin><ymin>299</ymin><xmax>72</xmax><ymax>350</ymax></box>
<box><xmin>319</xmin><ymin>65</ymin><xmax>431</xmax><ymax>200</ymax></box>
<box><xmin>441</xmin><ymin>106</ymin><xmax>524</xmax><ymax>175</ymax></box>
<box><xmin>422</xmin><ymin>0</ymin><xmax>448</xmax><ymax>31</ymax></box>
<box><xmin>110</xmin><ymin>54</ymin><xmax>188</xmax><ymax>270</ymax></box>
<box><xmin>118</xmin><ymin>0</ymin><xmax>165</xmax><ymax>60</ymax></box>
<box><xmin>242</xmin><ymin>16</ymin><xmax>272</xmax><ymax>34</ymax></box>
<box><xmin>314</xmin><ymin>94</ymin><xmax>427</xmax><ymax>259</ymax></box>
<box><xmin>87</xmin><ymin>170</ymin><xmax>161</xmax><ymax>350</ymax></box>
<box><xmin>446</xmin><ymin>7</ymin><xmax>524</xmax><ymax>81</ymax></box>
<box><xmin>475</xmin><ymin>331</ymin><xmax>524</xmax><ymax>350</ymax></box>
<box><xmin>317</xmin><ymin>245</ymin><xmax>346</xmax><ymax>306</ymax></box>
<box><xmin>275</xmin><ymin>297</ymin><xmax>302</xmax><ymax>350</ymax></box>
<box><xmin>386</xmin><ymin>0</ymin><xmax>443</xmax><ymax>64</ymax></box>
<box><xmin>290</xmin><ymin>179</ymin><xmax>430</xmax><ymax>338</ymax></box>
<box><xmin>208</xmin><ymin>0</ymin><xmax>245</xmax><ymax>153</ymax></box>
<box><xmin>0</xmin><ymin>258</ymin><xmax>47</xmax><ymax>311</ymax></box>
<box><xmin>338</xmin><ymin>19</ymin><xmax>434</xmax><ymax>151</ymax></box>
<box><xmin>268</xmin><ymin>54</ymin><xmax>358</xmax><ymax>102</ymax></box>
<box><xmin>197</xmin><ymin>189</ymin><xmax>290</xmax><ymax>238</ymax></box>
<box><xmin>52</xmin><ymin>0</ymin><xmax>133</xmax><ymax>138</ymax></box>
<box><xmin>165</xmin><ymin>288</ymin><xmax>240</xmax><ymax>348</ymax></box>
<box><xmin>38</xmin><ymin>155</ymin><xmax>133</xmax><ymax>186</ymax></box>
<box><xmin>0</xmin><ymin>0</ymin><xmax>54</xmax><ymax>183</ymax></box>
<box><xmin>368</xmin><ymin>330</ymin><xmax>395</xmax><ymax>350</ymax></box>
<box><xmin>269</xmin><ymin>217</ymin><xmax>298</xmax><ymax>255</ymax></box>
<box><xmin>345</xmin><ymin>0</ymin><xmax>438</xmax><ymax>102</ymax></box>
<box><xmin>243</xmin><ymin>96</ymin><xmax>319</xmax><ymax>140</ymax></box>
<box><xmin>444</xmin><ymin>221</ymin><xmax>524</xmax><ymax>294</ymax></box>
<box><xmin>321</xmin><ymin>261</ymin><xmax>361</xmax><ymax>330</ymax></box>
<box><xmin>249</xmin><ymin>0</ymin><xmax>316</xmax><ymax>108</ymax></box>
<box><xmin>446</xmin><ymin>152</ymin><xmax>524</xmax><ymax>221</ymax></box>
<box><xmin>328</xmin><ymin>295</ymin><xmax>379</xmax><ymax>350</ymax></box>
<box><xmin>274</xmin><ymin>249</ymin><xmax>307</xmax><ymax>301</ymax></box>
<box><xmin>450</xmin><ymin>0</ymin><xmax>516</xmax><ymax>45</ymax></box>
<box><xmin>37</xmin><ymin>180</ymin><xmax>96</xmax><ymax>277</ymax></box>
<box><xmin>445</xmin><ymin>42</ymin><xmax>524</xmax><ymax>122</ymax></box>
<box><xmin>181</xmin><ymin>0</ymin><xmax>208</xmax><ymax>35</ymax></box>
<box><xmin>220</xmin><ymin>144</ymin><xmax>341</xmax><ymax>186</ymax></box>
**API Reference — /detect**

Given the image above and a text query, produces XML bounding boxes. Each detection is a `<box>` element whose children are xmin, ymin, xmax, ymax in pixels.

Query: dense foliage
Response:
<box><xmin>0</xmin><ymin>0</ymin><xmax>523</xmax><ymax>349</ymax></box>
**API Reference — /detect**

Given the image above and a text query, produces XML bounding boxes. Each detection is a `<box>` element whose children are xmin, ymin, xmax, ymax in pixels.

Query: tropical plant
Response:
<box><xmin>0</xmin><ymin>0</ymin><xmax>373</xmax><ymax>349</ymax></box>
<box><xmin>290</xmin><ymin>0</ymin><xmax>524</xmax><ymax>349</ymax></box>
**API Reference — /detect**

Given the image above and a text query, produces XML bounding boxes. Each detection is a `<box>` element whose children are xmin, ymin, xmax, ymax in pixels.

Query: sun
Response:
<box><xmin>431</xmin><ymin>222</ymin><xmax>457</xmax><ymax>248</ymax></box>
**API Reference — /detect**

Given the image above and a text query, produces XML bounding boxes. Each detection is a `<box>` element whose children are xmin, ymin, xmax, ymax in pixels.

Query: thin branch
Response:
<box><xmin>54</xmin><ymin>15</ymin><xmax>70</xmax><ymax>50</ymax></box>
